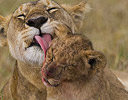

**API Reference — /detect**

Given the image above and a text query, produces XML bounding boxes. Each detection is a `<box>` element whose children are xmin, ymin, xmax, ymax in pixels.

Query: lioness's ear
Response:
<box><xmin>61</xmin><ymin>1</ymin><xmax>90</xmax><ymax>30</ymax></box>
<box><xmin>83</xmin><ymin>50</ymin><xmax>107</xmax><ymax>72</ymax></box>
<box><xmin>0</xmin><ymin>15</ymin><xmax>11</xmax><ymax>47</ymax></box>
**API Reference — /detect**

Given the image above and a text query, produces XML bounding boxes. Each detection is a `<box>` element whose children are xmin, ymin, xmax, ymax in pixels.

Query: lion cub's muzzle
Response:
<box><xmin>42</xmin><ymin>63</ymin><xmax>62</xmax><ymax>87</ymax></box>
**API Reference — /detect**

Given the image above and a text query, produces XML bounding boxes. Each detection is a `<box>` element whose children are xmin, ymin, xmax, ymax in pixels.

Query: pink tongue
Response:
<box><xmin>35</xmin><ymin>34</ymin><xmax>52</xmax><ymax>57</ymax></box>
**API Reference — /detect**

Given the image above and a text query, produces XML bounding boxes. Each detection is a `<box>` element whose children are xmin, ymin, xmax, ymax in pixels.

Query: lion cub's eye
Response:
<box><xmin>17</xmin><ymin>14</ymin><xmax>26</xmax><ymax>20</ymax></box>
<box><xmin>47</xmin><ymin>7</ymin><xmax>58</xmax><ymax>13</ymax></box>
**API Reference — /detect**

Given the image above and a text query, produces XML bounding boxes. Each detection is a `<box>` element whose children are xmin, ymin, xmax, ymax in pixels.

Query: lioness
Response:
<box><xmin>0</xmin><ymin>0</ymin><xmax>89</xmax><ymax>100</ymax></box>
<box><xmin>42</xmin><ymin>26</ymin><xmax>128</xmax><ymax>100</ymax></box>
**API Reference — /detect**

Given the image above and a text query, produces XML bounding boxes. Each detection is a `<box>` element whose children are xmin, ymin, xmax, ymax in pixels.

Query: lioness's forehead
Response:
<box><xmin>13</xmin><ymin>0</ymin><xmax>60</xmax><ymax>16</ymax></box>
<box><xmin>13</xmin><ymin>3</ymin><xmax>32</xmax><ymax>16</ymax></box>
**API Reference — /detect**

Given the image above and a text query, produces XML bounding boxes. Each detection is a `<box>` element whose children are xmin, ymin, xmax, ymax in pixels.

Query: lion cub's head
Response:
<box><xmin>0</xmin><ymin>0</ymin><xmax>89</xmax><ymax>66</ymax></box>
<box><xmin>42</xmin><ymin>26</ymin><xmax>106</xmax><ymax>87</ymax></box>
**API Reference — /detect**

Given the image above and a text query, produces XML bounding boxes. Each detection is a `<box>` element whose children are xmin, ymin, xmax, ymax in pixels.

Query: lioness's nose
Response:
<box><xmin>26</xmin><ymin>16</ymin><xmax>48</xmax><ymax>28</ymax></box>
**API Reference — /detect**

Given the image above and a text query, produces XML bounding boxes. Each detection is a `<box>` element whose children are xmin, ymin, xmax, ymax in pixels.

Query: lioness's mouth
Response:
<box><xmin>28</xmin><ymin>33</ymin><xmax>52</xmax><ymax>55</ymax></box>
<box><xmin>29</xmin><ymin>38</ymin><xmax>40</xmax><ymax>47</ymax></box>
<box><xmin>35</xmin><ymin>34</ymin><xmax>52</xmax><ymax>54</ymax></box>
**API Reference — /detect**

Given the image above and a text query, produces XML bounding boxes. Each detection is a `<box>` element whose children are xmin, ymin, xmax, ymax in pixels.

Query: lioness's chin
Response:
<box><xmin>24</xmin><ymin>46</ymin><xmax>44</xmax><ymax>65</ymax></box>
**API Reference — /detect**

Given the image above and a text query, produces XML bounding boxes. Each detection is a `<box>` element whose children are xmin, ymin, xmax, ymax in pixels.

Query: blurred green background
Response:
<box><xmin>0</xmin><ymin>0</ymin><xmax>128</xmax><ymax>90</ymax></box>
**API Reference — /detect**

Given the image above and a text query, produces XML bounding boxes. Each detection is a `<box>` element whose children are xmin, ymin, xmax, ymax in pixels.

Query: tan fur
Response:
<box><xmin>0</xmin><ymin>0</ymin><xmax>89</xmax><ymax>100</ymax></box>
<box><xmin>0</xmin><ymin>15</ymin><xmax>11</xmax><ymax>46</ymax></box>
<box><xmin>61</xmin><ymin>1</ymin><xmax>90</xmax><ymax>31</ymax></box>
<box><xmin>42</xmin><ymin>26</ymin><xmax>128</xmax><ymax>100</ymax></box>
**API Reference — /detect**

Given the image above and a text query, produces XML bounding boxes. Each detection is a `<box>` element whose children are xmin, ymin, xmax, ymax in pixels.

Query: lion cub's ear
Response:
<box><xmin>82</xmin><ymin>50</ymin><xmax>107</xmax><ymax>73</ymax></box>
<box><xmin>0</xmin><ymin>15</ymin><xmax>11</xmax><ymax>47</ymax></box>
<box><xmin>61</xmin><ymin>1</ymin><xmax>90</xmax><ymax>30</ymax></box>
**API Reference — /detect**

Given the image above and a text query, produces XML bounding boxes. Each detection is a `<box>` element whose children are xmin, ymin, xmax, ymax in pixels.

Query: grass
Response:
<box><xmin>0</xmin><ymin>0</ymin><xmax>128</xmax><ymax>90</ymax></box>
<box><xmin>0</xmin><ymin>92</ymin><xmax>3</xmax><ymax>100</ymax></box>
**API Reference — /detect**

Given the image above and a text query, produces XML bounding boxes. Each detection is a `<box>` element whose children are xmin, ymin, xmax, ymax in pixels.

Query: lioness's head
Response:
<box><xmin>42</xmin><ymin>30</ymin><xmax>106</xmax><ymax>87</ymax></box>
<box><xmin>0</xmin><ymin>0</ymin><xmax>89</xmax><ymax>66</ymax></box>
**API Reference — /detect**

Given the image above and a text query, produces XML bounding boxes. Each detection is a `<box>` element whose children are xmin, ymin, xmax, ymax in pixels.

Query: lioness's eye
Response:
<box><xmin>17</xmin><ymin>14</ymin><xmax>26</xmax><ymax>20</ymax></box>
<box><xmin>47</xmin><ymin>7</ymin><xmax>58</xmax><ymax>13</ymax></box>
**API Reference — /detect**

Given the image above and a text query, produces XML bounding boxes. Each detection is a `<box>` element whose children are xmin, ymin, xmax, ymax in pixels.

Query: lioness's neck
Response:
<box><xmin>17</xmin><ymin>61</ymin><xmax>45</xmax><ymax>90</ymax></box>
<box><xmin>47</xmin><ymin>73</ymin><xmax>104</xmax><ymax>100</ymax></box>
<box><xmin>8</xmin><ymin>61</ymin><xmax>47</xmax><ymax>100</ymax></box>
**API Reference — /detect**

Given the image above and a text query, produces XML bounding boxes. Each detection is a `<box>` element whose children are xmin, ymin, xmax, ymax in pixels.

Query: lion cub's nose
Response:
<box><xmin>46</xmin><ymin>67</ymin><xmax>56</xmax><ymax>78</ymax></box>
<box><xmin>26</xmin><ymin>16</ymin><xmax>48</xmax><ymax>29</ymax></box>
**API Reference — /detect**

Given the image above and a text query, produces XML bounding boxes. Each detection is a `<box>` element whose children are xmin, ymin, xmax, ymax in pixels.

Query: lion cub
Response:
<box><xmin>42</xmin><ymin>26</ymin><xmax>128</xmax><ymax>100</ymax></box>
